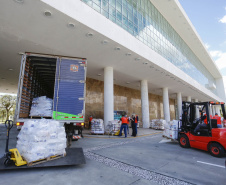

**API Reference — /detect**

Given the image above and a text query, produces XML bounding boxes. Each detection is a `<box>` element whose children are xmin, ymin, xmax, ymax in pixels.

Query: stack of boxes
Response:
<box><xmin>106</xmin><ymin>120</ymin><xmax>121</xmax><ymax>134</ymax></box>
<box><xmin>150</xmin><ymin>119</ymin><xmax>165</xmax><ymax>130</ymax></box>
<box><xmin>162</xmin><ymin>120</ymin><xmax>179</xmax><ymax>140</ymax></box>
<box><xmin>90</xmin><ymin>119</ymin><xmax>105</xmax><ymax>134</ymax></box>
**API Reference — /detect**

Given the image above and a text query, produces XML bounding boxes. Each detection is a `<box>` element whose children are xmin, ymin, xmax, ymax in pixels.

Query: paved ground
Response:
<box><xmin>0</xmin><ymin>124</ymin><xmax>225</xmax><ymax>185</ymax></box>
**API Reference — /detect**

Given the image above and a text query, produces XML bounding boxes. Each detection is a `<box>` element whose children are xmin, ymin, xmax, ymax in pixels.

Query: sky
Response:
<box><xmin>179</xmin><ymin>0</ymin><xmax>226</xmax><ymax>89</ymax></box>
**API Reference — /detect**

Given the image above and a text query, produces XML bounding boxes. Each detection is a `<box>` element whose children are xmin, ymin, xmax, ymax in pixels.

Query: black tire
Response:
<box><xmin>72</xmin><ymin>138</ymin><xmax>78</xmax><ymax>141</ymax></box>
<box><xmin>179</xmin><ymin>134</ymin><xmax>190</xmax><ymax>148</ymax></box>
<box><xmin>209</xmin><ymin>143</ymin><xmax>225</xmax><ymax>158</ymax></box>
<box><xmin>4</xmin><ymin>158</ymin><xmax>13</xmax><ymax>166</ymax></box>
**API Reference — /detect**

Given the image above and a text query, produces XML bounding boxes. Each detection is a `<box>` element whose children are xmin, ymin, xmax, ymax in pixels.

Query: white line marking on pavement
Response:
<box><xmin>197</xmin><ymin>161</ymin><xmax>225</xmax><ymax>168</ymax></box>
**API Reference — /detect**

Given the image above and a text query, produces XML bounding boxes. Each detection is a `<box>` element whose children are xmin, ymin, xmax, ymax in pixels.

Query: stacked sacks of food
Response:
<box><xmin>162</xmin><ymin>120</ymin><xmax>179</xmax><ymax>140</ymax></box>
<box><xmin>16</xmin><ymin>119</ymin><xmax>66</xmax><ymax>163</ymax></box>
<box><xmin>29</xmin><ymin>96</ymin><xmax>53</xmax><ymax>117</ymax></box>
<box><xmin>169</xmin><ymin>120</ymin><xmax>179</xmax><ymax>140</ymax></box>
<box><xmin>106</xmin><ymin>120</ymin><xmax>121</xmax><ymax>134</ymax></box>
<box><xmin>90</xmin><ymin>119</ymin><xmax>104</xmax><ymax>134</ymax></box>
<box><xmin>150</xmin><ymin>119</ymin><xmax>165</xmax><ymax>130</ymax></box>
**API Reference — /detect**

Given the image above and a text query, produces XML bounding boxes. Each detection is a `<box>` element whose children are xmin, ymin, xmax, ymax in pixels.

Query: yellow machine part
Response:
<box><xmin>9</xmin><ymin>148</ymin><xmax>27</xmax><ymax>166</ymax></box>
<box><xmin>114</xmin><ymin>130</ymin><xmax>124</xmax><ymax>136</ymax></box>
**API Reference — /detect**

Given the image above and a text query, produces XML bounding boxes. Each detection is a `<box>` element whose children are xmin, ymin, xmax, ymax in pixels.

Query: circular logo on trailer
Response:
<box><xmin>70</xmin><ymin>64</ymin><xmax>78</xmax><ymax>72</ymax></box>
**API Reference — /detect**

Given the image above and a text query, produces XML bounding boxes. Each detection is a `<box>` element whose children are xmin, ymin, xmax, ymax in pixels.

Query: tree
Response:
<box><xmin>0</xmin><ymin>95</ymin><xmax>17</xmax><ymax>121</ymax></box>
<box><xmin>0</xmin><ymin>107</ymin><xmax>6</xmax><ymax>122</ymax></box>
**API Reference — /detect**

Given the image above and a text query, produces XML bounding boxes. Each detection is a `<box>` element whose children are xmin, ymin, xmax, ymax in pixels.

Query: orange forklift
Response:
<box><xmin>178</xmin><ymin>101</ymin><xmax>226</xmax><ymax>157</ymax></box>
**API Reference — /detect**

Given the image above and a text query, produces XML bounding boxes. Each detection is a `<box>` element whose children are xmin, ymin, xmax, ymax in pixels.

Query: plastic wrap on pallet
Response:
<box><xmin>150</xmin><ymin>119</ymin><xmax>165</xmax><ymax>130</ymax></box>
<box><xmin>106</xmin><ymin>120</ymin><xmax>121</xmax><ymax>134</ymax></box>
<box><xmin>169</xmin><ymin>120</ymin><xmax>179</xmax><ymax>130</ymax></box>
<box><xmin>169</xmin><ymin>129</ymin><xmax>178</xmax><ymax>140</ymax></box>
<box><xmin>163</xmin><ymin>128</ymin><xmax>170</xmax><ymax>138</ymax></box>
<box><xmin>29</xmin><ymin>96</ymin><xmax>53</xmax><ymax>117</ymax></box>
<box><xmin>162</xmin><ymin>120</ymin><xmax>179</xmax><ymax>139</ymax></box>
<box><xmin>90</xmin><ymin>119</ymin><xmax>104</xmax><ymax>134</ymax></box>
<box><xmin>16</xmin><ymin>119</ymin><xmax>66</xmax><ymax>163</ymax></box>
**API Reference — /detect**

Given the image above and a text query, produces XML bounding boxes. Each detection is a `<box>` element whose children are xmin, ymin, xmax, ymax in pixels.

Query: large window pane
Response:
<box><xmin>81</xmin><ymin>0</ymin><xmax>216</xmax><ymax>93</ymax></box>
<box><xmin>93</xmin><ymin>0</ymin><xmax>101</xmax><ymax>6</ymax></box>
<box><xmin>116</xmin><ymin>1</ymin><xmax>122</xmax><ymax>12</ymax></box>
<box><xmin>109</xmin><ymin>0</ymin><xmax>115</xmax><ymax>7</ymax></box>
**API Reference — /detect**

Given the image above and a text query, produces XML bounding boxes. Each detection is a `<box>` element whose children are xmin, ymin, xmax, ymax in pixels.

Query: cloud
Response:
<box><xmin>210</xmin><ymin>50</ymin><xmax>223</xmax><ymax>58</ymax></box>
<box><xmin>214</xmin><ymin>52</ymin><xmax>226</xmax><ymax>70</ymax></box>
<box><xmin>219</xmin><ymin>15</ymin><xmax>226</xmax><ymax>23</ymax></box>
<box><xmin>204</xmin><ymin>43</ymin><xmax>210</xmax><ymax>49</ymax></box>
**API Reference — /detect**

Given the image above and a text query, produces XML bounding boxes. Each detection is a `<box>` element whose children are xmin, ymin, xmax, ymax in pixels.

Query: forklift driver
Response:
<box><xmin>194</xmin><ymin>111</ymin><xmax>208</xmax><ymax>134</ymax></box>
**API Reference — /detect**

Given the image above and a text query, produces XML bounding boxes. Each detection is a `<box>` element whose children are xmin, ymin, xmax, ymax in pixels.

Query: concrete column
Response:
<box><xmin>212</xmin><ymin>105</ymin><xmax>215</xmax><ymax>116</ymax></box>
<box><xmin>177</xmin><ymin>92</ymin><xmax>182</xmax><ymax>120</ymax></box>
<box><xmin>104</xmin><ymin>67</ymin><xmax>114</xmax><ymax>127</ymax></box>
<box><xmin>209</xmin><ymin>105</ymin><xmax>213</xmax><ymax>116</ymax></box>
<box><xmin>163</xmin><ymin>87</ymin><xmax>170</xmax><ymax>122</ymax></box>
<box><xmin>195</xmin><ymin>99</ymin><xmax>199</xmax><ymax>119</ymax></box>
<box><xmin>215</xmin><ymin>106</ymin><xmax>220</xmax><ymax>116</ymax></box>
<box><xmin>187</xmin><ymin>96</ymin><xmax>191</xmax><ymax>102</ymax></box>
<box><xmin>141</xmin><ymin>80</ymin><xmax>150</xmax><ymax>128</ymax></box>
<box><xmin>214</xmin><ymin>106</ymin><xmax>217</xmax><ymax>116</ymax></box>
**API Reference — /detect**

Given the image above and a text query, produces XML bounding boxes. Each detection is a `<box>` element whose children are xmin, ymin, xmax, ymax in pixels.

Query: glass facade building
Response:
<box><xmin>82</xmin><ymin>0</ymin><xmax>216</xmax><ymax>94</ymax></box>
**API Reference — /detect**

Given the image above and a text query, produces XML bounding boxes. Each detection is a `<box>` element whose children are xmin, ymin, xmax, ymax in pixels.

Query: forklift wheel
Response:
<box><xmin>209</xmin><ymin>143</ymin><xmax>225</xmax><ymax>158</ymax></box>
<box><xmin>179</xmin><ymin>134</ymin><xmax>190</xmax><ymax>148</ymax></box>
<box><xmin>4</xmin><ymin>158</ymin><xmax>13</xmax><ymax>166</ymax></box>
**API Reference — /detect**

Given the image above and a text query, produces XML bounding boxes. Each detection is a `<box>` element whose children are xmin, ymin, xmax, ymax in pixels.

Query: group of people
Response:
<box><xmin>88</xmin><ymin>114</ymin><xmax>139</xmax><ymax>138</ymax></box>
<box><xmin>118</xmin><ymin>114</ymin><xmax>139</xmax><ymax>138</ymax></box>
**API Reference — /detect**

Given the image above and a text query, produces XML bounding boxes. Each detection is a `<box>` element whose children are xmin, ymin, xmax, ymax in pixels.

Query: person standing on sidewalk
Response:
<box><xmin>118</xmin><ymin>114</ymin><xmax>128</xmax><ymax>138</ymax></box>
<box><xmin>89</xmin><ymin>115</ymin><xmax>93</xmax><ymax>129</ymax></box>
<box><xmin>126</xmin><ymin>115</ymin><xmax>130</xmax><ymax>135</ymax></box>
<box><xmin>131</xmin><ymin>114</ymin><xmax>138</xmax><ymax>137</ymax></box>
<box><xmin>131</xmin><ymin>114</ymin><xmax>135</xmax><ymax>136</ymax></box>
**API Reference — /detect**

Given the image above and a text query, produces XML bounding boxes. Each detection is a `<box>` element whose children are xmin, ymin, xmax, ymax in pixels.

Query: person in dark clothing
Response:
<box><xmin>89</xmin><ymin>115</ymin><xmax>93</xmax><ymax>129</ymax></box>
<box><xmin>131</xmin><ymin>114</ymin><xmax>138</xmax><ymax>137</ymax></box>
<box><xmin>194</xmin><ymin>112</ymin><xmax>207</xmax><ymax>133</ymax></box>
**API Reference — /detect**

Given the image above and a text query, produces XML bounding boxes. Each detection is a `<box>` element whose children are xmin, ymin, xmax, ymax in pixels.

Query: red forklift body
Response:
<box><xmin>183</xmin><ymin>129</ymin><xmax>226</xmax><ymax>151</ymax></box>
<box><xmin>179</xmin><ymin>101</ymin><xmax>226</xmax><ymax>157</ymax></box>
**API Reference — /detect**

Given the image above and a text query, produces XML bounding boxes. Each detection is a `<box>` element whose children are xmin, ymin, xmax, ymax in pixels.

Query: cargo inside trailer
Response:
<box><xmin>19</xmin><ymin>56</ymin><xmax>57</xmax><ymax>118</ymax></box>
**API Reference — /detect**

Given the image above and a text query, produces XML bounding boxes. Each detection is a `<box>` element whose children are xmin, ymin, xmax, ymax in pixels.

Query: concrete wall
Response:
<box><xmin>85</xmin><ymin>78</ymin><xmax>176</xmax><ymax>126</ymax></box>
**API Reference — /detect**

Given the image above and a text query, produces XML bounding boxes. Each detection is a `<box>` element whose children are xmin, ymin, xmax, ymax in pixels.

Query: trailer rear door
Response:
<box><xmin>53</xmin><ymin>58</ymin><xmax>86</xmax><ymax>122</ymax></box>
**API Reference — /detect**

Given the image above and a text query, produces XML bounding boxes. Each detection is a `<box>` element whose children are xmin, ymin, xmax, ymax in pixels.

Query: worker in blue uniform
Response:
<box><xmin>118</xmin><ymin>114</ymin><xmax>128</xmax><ymax>138</ymax></box>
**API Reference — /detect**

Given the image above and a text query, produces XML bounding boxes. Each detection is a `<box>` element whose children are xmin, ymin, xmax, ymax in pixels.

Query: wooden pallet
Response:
<box><xmin>27</xmin><ymin>153</ymin><xmax>66</xmax><ymax>166</ymax></box>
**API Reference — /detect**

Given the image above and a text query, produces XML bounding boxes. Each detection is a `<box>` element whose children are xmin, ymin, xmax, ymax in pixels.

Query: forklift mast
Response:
<box><xmin>181</xmin><ymin>101</ymin><xmax>225</xmax><ymax>132</ymax></box>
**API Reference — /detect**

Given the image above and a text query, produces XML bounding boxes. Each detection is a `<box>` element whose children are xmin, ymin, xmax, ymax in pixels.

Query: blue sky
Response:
<box><xmin>179</xmin><ymin>0</ymin><xmax>226</xmax><ymax>80</ymax></box>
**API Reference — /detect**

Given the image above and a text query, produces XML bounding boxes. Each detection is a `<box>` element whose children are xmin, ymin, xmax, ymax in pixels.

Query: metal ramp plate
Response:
<box><xmin>0</xmin><ymin>148</ymin><xmax>85</xmax><ymax>170</ymax></box>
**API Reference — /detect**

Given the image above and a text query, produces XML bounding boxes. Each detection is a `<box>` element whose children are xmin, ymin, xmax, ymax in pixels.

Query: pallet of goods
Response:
<box><xmin>150</xmin><ymin>119</ymin><xmax>165</xmax><ymax>130</ymax></box>
<box><xmin>29</xmin><ymin>96</ymin><xmax>53</xmax><ymax>117</ymax></box>
<box><xmin>17</xmin><ymin>119</ymin><xmax>66</xmax><ymax>165</ymax></box>
<box><xmin>90</xmin><ymin>119</ymin><xmax>104</xmax><ymax>134</ymax></box>
<box><xmin>105</xmin><ymin>120</ymin><xmax>121</xmax><ymax>135</ymax></box>
<box><xmin>162</xmin><ymin>120</ymin><xmax>179</xmax><ymax>140</ymax></box>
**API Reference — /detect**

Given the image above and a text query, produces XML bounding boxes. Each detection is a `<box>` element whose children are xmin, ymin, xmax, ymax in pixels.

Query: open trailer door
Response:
<box><xmin>53</xmin><ymin>57</ymin><xmax>86</xmax><ymax>123</ymax></box>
